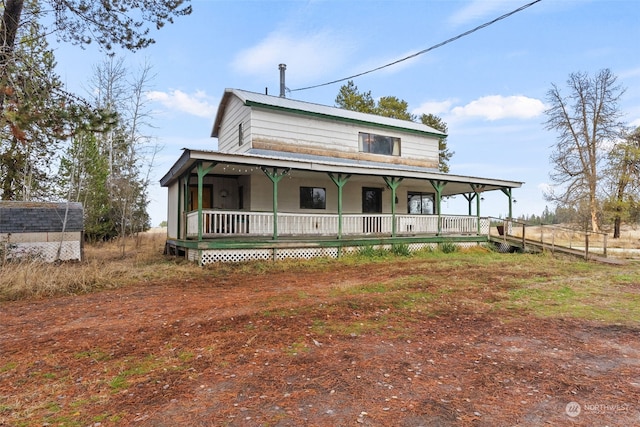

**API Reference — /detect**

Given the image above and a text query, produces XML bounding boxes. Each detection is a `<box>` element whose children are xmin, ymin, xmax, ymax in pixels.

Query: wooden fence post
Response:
<box><xmin>585</xmin><ymin>233</ymin><xmax>589</xmax><ymax>260</ymax></box>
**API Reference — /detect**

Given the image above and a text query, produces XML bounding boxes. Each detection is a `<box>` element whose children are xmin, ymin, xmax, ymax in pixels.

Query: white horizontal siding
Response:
<box><xmin>251</xmin><ymin>109</ymin><xmax>355</xmax><ymax>154</ymax></box>
<box><xmin>167</xmin><ymin>183</ymin><xmax>179</xmax><ymax>239</ymax></box>
<box><xmin>249</xmin><ymin>174</ymin><xmax>403</xmax><ymax>214</ymax></box>
<box><xmin>217</xmin><ymin>96</ymin><xmax>252</xmax><ymax>153</ymax></box>
<box><xmin>250</xmin><ymin>107</ymin><xmax>439</xmax><ymax>164</ymax></box>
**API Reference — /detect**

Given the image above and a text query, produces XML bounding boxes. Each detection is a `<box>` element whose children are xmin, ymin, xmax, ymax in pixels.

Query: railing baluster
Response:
<box><xmin>186</xmin><ymin>211</ymin><xmax>495</xmax><ymax>239</ymax></box>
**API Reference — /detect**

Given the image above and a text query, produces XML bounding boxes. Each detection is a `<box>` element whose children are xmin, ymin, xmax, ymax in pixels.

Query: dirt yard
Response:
<box><xmin>2</xmin><ymin>254</ymin><xmax>639</xmax><ymax>426</ymax></box>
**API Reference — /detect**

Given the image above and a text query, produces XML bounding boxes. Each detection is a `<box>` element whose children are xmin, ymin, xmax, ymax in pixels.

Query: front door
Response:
<box><xmin>189</xmin><ymin>185</ymin><xmax>213</xmax><ymax>210</ymax></box>
<box><xmin>362</xmin><ymin>187</ymin><xmax>382</xmax><ymax>233</ymax></box>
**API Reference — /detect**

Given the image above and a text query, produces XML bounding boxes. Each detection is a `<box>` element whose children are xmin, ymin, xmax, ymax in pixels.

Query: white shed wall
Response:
<box><xmin>1</xmin><ymin>232</ymin><xmax>82</xmax><ymax>262</ymax></box>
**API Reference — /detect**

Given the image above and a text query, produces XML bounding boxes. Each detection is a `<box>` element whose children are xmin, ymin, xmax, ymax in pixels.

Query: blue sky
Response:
<box><xmin>52</xmin><ymin>0</ymin><xmax>640</xmax><ymax>226</ymax></box>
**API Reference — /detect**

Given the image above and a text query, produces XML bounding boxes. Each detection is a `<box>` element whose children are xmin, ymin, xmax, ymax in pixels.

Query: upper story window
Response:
<box><xmin>238</xmin><ymin>123</ymin><xmax>244</xmax><ymax>146</ymax></box>
<box><xmin>300</xmin><ymin>187</ymin><xmax>326</xmax><ymax>209</ymax></box>
<box><xmin>359</xmin><ymin>132</ymin><xmax>401</xmax><ymax>156</ymax></box>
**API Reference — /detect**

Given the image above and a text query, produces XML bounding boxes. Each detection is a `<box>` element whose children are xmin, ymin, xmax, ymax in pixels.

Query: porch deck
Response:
<box><xmin>168</xmin><ymin>210</ymin><xmax>494</xmax><ymax>264</ymax></box>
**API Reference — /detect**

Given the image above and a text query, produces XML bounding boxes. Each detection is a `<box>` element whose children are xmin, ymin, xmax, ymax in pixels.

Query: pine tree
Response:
<box><xmin>335</xmin><ymin>80</ymin><xmax>454</xmax><ymax>173</ymax></box>
<box><xmin>60</xmin><ymin>57</ymin><xmax>153</xmax><ymax>246</ymax></box>
<box><xmin>1</xmin><ymin>1</ymin><xmax>71</xmax><ymax>200</ymax></box>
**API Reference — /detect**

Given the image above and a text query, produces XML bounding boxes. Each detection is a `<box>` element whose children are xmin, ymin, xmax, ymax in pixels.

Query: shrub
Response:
<box><xmin>439</xmin><ymin>241</ymin><xmax>458</xmax><ymax>254</ymax></box>
<box><xmin>391</xmin><ymin>243</ymin><xmax>411</xmax><ymax>257</ymax></box>
<box><xmin>357</xmin><ymin>245</ymin><xmax>388</xmax><ymax>258</ymax></box>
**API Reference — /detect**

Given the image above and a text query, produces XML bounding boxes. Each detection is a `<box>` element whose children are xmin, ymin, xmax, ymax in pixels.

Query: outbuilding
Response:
<box><xmin>0</xmin><ymin>201</ymin><xmax>84</xmax><ymax>263</ymax></box>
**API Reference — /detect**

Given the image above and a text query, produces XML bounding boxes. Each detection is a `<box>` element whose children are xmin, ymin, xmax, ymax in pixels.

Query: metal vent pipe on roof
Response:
<box><xmin>279</xmin><ymin>63</ymin><xmax>286</xmax><ymax>98</ymax></box>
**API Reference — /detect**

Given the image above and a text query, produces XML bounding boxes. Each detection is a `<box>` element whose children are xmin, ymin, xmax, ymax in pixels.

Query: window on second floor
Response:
<box><xmin>300</xmin><ymin>187</ymin><xmax>326</xmax><ymax>209</ymax></box>
<box><xmin>359</xmin><ymin>132</ymin><xmax>401</xmax><ymax>156</ymax></box>
<box><xmin>238</xmin><ymin>123</ymin><xmax>244</xmax><ymax>146</ymax></box>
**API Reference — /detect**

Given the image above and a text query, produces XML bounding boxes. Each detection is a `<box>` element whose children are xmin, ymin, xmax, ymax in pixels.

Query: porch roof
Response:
<box><xmin>160</xmin><ymin>149</ymin><xmax>523</xmax><ymax>197</ymax></box>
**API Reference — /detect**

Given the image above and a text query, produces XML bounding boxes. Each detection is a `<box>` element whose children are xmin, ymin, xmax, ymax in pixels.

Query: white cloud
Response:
<box><xmin>231</xmin><ymin>29</ymin><xmax>353</xmax><ymax>86</ymax></box>
<box><xmin>451</xmin><ymin>95</ymin><xmax>545</xmax><ymax>121</ymax></box>
<box><xmin>350</xmin><ymin>49</ymin><xmax>429</xmax><ymax>80</ymax></box>
<box><xmin>537</xmin><ymin>182</ymin><xmax>553</xmax><ymax>196</ymax></box>
<box><xmin>413</xmin><ymin>99</ymin><xmax>456</xmax><ymax>116</ymax></box>
<box><xmin>146</xmin><ymin>90</ymin><xmax>217</xmax><ymax>118</ymax></box>
<box><xmin>448</xmin><ymin>0</ymin><xmax>520</xmax><ymax>27</ymax></box>
<box><xmin>619</xmin><ymin>66</ymin><xmax>640</xmax><ymax>79</ymax></box>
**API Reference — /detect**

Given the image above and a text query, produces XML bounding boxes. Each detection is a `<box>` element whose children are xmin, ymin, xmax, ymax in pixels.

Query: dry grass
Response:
<box><xmin>0</xmin><ymin>231</ymin><xmax>204</xmax><ymax>301</ymax></box>
<box><xmin>508</xmin><ymin>224</ymin><xmax>640</xmax><ymax>257</ymax></box>
<box><xmin>3</xmin><ymin>225</ymin><xmax>640</xmax><ymax>301</ymax></box>
<box><xmin>3</xmin><ymin>244</ymin><xmax>640</xmax><ymax>426</ymax></box>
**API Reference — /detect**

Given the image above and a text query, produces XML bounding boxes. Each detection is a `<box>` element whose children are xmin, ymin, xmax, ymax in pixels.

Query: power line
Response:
<box><xmin>290</xmin><ymin>0</ymin><xmax>542</xmax><ymax>93</ymax></box>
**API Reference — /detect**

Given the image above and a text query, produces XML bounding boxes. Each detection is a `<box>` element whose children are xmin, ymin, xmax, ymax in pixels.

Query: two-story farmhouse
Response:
<box><xmin>160</xmin><ymin>88</ymin><xmax>522</xmax><ymax>264</ymax></box>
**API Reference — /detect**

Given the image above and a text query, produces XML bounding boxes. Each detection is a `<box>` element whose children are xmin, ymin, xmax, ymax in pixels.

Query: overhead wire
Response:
<box><xmin>289</xmin><ymin>0</ymin><xmax>542</xmax><ymax>93</ymax></box>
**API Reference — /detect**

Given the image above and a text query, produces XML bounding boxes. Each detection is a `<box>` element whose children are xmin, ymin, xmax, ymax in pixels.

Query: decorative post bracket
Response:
<box><xmin>383</xmin><ymin>176</ymin><xmax>403</xmax><ymax>237</ymax></box>
<box><xmin>328</xmin><ymin>173</ymin><xmax>351</xmax><ymax>239</ymax></box>
<box><xmin>261</xmin><ymin>167</ymin><xmax>291</xmax><ymax>240</ymax></box>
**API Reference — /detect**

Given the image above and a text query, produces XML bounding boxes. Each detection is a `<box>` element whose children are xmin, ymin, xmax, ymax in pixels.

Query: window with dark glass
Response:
<box><xmin>359</xmin><ymin>132</ymin><xmax>401</xmax><ymax>156</ymax></box>
<box><xmin>407</xmin><ymin>192</ymin><xmax>434</xmax><ymax>215</ymax></box>
<box><xmin>300</xmin><ymin>187</ymin><xmax>326</xmax><ymax>209</ymax></box>
<box><xmin>238</xmin><ymin>123</ymin><xmax>244</xmax><ymax>146</ymax></box>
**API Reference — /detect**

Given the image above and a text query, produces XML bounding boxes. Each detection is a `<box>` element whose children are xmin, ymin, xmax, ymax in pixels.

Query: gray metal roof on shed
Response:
<box><xmin>0</xmin><ymin>202</ymin><xmax>84</xmax><ymax>233</ymax></box>
<box><xmin>211</xmin><ymin>89</ymin><xmax>447</xmax><ymax>138</ymax></box>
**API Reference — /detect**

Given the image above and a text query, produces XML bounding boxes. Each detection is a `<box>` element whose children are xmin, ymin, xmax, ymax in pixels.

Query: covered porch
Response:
<box><xmin>160</xmin><ymin>149</ymin><xmax>522</xmax><ymax>264</ymax></box>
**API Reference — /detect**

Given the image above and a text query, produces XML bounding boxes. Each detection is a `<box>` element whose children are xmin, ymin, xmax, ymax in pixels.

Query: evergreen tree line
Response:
<box><xmin>517</xmin><ymin>197</ymin><xmax>640</xmax><ymax>233</ymax></box>
<box><xmin>1</xmin><ymin>1</ymin><xmax>160</xmax><ymax>243</ymax></box>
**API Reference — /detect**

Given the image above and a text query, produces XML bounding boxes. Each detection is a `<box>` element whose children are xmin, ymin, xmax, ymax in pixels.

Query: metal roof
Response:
<box><xmin>247</xmin><ymin>148</ymin><xmax>439</xmax><ymax>173</ymax></box>
<box><xmin>0</xmin><ymin>201</ymin><xmax>84</xmax><ymax>233</ymax></box>
<box><xmin>160</xmin><ymin>149</ymin><xmax>522</xmax><ymax>197</ymax></box>
<box><xmin>211</xmin><ymin>89</ymin><xmax>447</xmax><ymax>138</ymax></box>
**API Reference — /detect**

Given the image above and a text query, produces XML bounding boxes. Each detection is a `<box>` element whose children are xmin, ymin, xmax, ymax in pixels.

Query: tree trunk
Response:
<box><xmin>589</xmin><ymin>193</ymin><xmax>599</xmax><ymax>233</ymax></box>
<box><xmin>613</xmin><ymin>215</ymin><xmax>621</xmax><ymax>239</ymax></box>
<box><xmin>0</xmin><ymin>0</ymin><xmax>25</xmax><ymax>110</ymax></box>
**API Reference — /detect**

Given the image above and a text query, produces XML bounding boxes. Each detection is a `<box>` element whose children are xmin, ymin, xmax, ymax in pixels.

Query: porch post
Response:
<box><xmin>462</xmin><ymin>193</ymin><xmax>476</xmax><ymax>216</ymax></box>
<box><xmin>182</xmin><ymin>166</ymin><xmax>194</xmax><ymax>240</ymax></box>
<box><xmin>261</xmin><ymin>166</ymin><xmax>290</xmax><ymax>240</ymax></box>
<box><xmin>178</xmin><ymin>174</ymin><xmax>185</xmax><ymax>239</ymax></box>
<box><xmin>196</xmin><ymin>161</ymin><xmax>217</xmax><ymax>241</ymax></box>
<box><xmin>328</xmin><ymin>173</ymin><xmax>351</xmax><ymax>239</ymax></box>
<box><xmin>501</xmin><ymin>188</ymin><xmax>513</xmax><ymax>219</ymax></box>
<box><xmin>430</xmin><ymin>180</ymin><xmax>446</xmax><ymax>234</ymax></box>
<box><xmin>383</xmin><ymin>176</ymin><xmax>403</xmax><ymax>237</ymax></box>
<box><xmin>471</xmin><ymin>184</ymin><xmax>486</xmax><ymax>235</ymax></box>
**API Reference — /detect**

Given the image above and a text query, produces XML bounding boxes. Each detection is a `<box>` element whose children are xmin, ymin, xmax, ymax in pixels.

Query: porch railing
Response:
<box><xmin>186</xmin><ymin>210</ymin><xmax>489</xmax><ymax>238</ymax></box>
<box><xmin>489</xmin><ymin>217</ymin><xmax>608</xmax><ymax>259</ymax></box>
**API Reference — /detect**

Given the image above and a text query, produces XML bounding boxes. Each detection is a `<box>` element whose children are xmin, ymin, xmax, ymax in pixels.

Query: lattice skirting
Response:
<box><xmin>190</xmin><ymin>241</ymin><xmax>474</xmax><ymax>265</ymax></box>
<box><xmin>1</xmin><ymin>241</ymin><xmax>82</xmax><ymax>262</ymax></box>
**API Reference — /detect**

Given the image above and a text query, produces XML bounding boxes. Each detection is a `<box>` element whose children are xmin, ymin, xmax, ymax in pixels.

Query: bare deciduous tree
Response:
<box><xmin>544</xmin><ymin>69</ymin><xmax>625</xmax><ymax>232</ymax></box>
<box><xmin>603</xmin><ymin>127</ymin><xmax>640</xmax><ymax>238</ymax></box>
